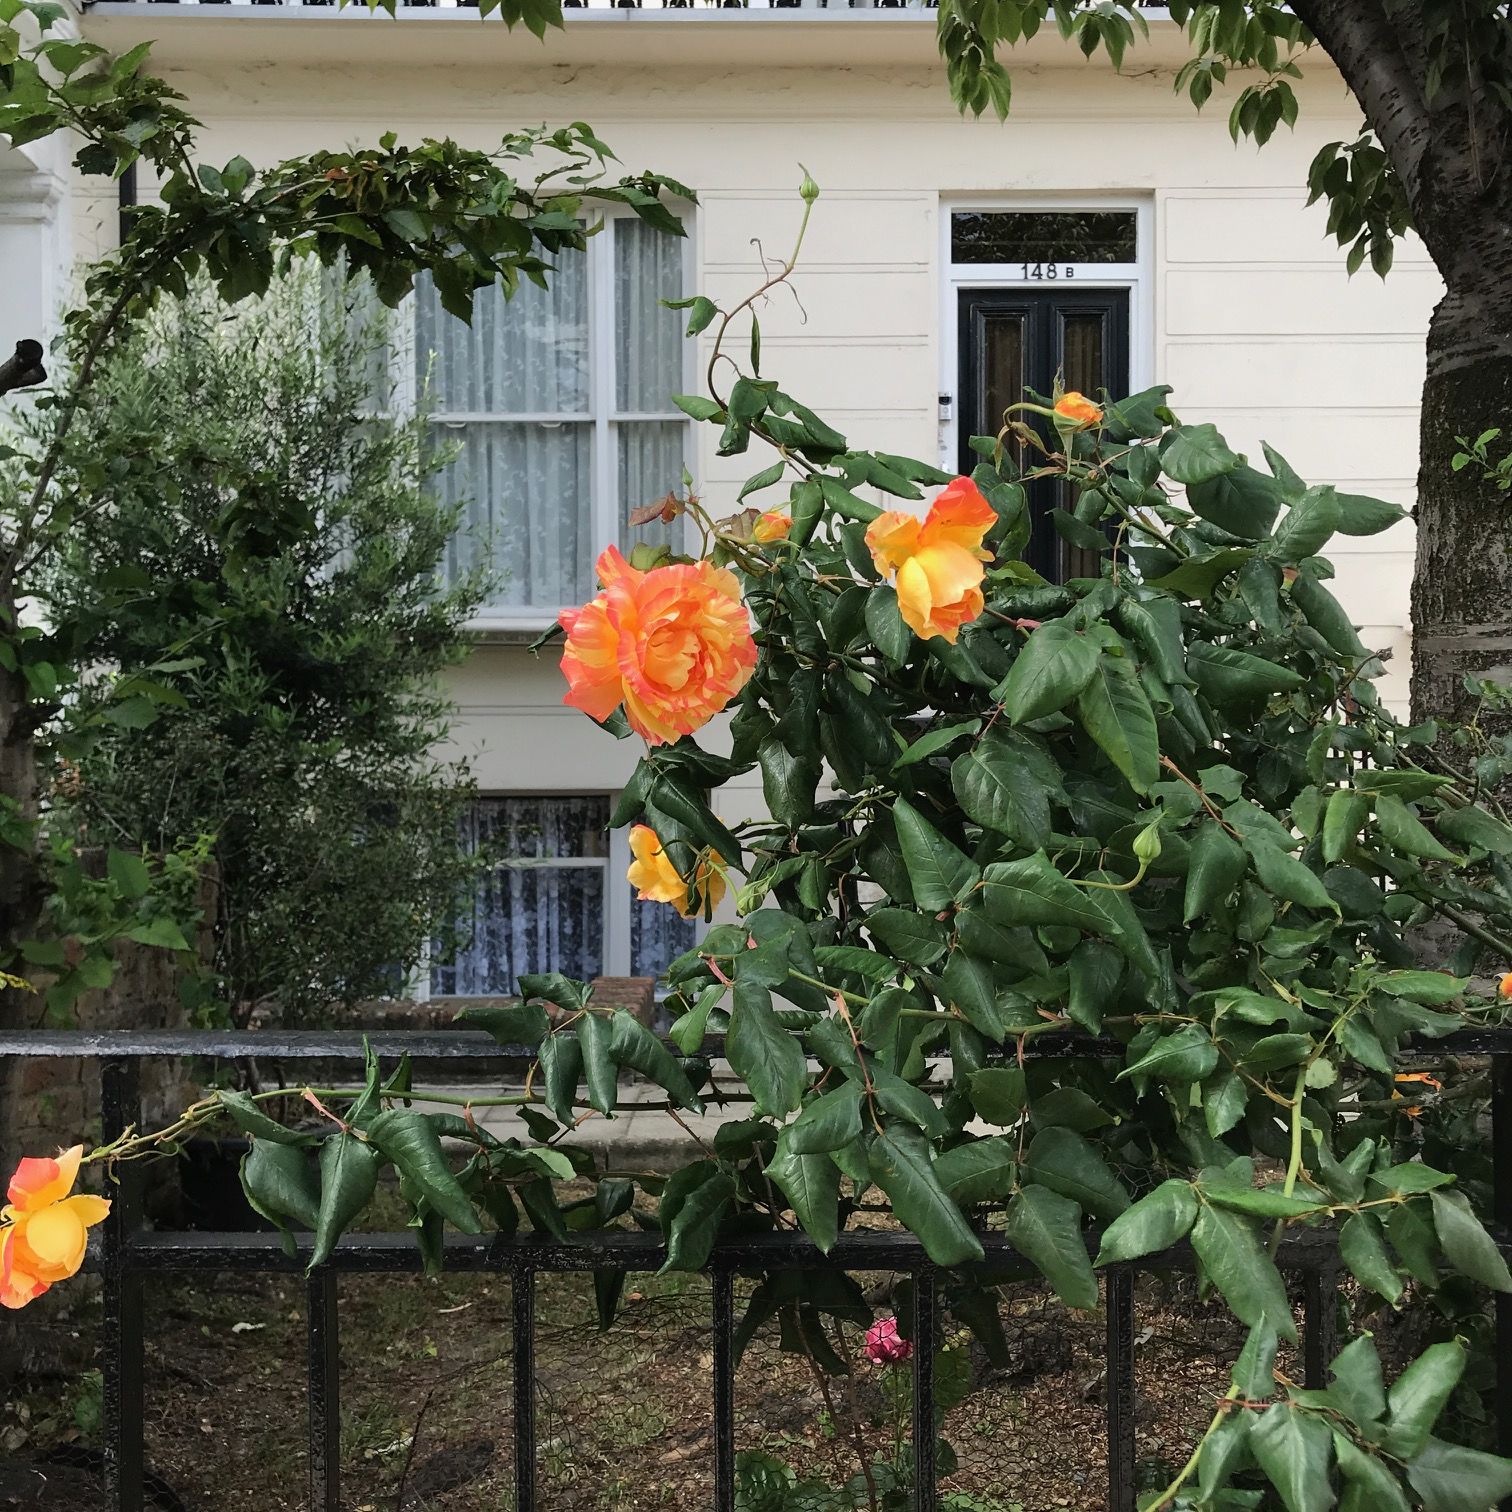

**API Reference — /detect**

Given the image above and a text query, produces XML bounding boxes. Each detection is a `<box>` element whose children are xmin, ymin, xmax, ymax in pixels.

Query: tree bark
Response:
<box><xmin>1410</xmin><ymin>290</ymin><xmax>1512</xmax><ymax>725</ymax></box>
<box><xmin>1288</xmin><ymin>1</ymin><xmax>1512</xmax><ymax>726</ymax></box>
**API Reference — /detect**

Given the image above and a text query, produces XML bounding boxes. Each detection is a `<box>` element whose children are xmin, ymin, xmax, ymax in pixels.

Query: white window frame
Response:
<box><xmin>938</xmin><ymin>196</ymin><xmax>1155</xmax><ymax>473</ymax></box>
<box><xmin>392</xmin><ymin>209</ymin><xmax>696</xmax><ymax>635</ymax></box>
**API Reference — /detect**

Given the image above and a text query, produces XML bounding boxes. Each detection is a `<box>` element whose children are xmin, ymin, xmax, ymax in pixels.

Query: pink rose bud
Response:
<box><xmin>863</xmin><ymin>1316</ymin><xmax>913</xmax><ymax>1365</ymax></box>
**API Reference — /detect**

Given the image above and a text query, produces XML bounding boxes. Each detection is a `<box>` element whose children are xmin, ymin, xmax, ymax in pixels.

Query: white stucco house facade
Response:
<box><xmin>2</xmin><ymin>1</ymin><xmax>1434</xmax><ymax>997</ymax></box>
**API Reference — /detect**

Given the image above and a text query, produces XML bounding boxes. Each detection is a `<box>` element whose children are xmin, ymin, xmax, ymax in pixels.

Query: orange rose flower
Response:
<box><xmin>1</xmin><ymin>1145</ymin><xmax>110</xmax><ymax>1310</ymax></box>
<box><xmin>864</xmin><ymin>477</ymin><xmax>996</xmax><ymax>643</ymax></box>
<box><xmin>1054</xmin><ymin>391</ymin><xmax>1103</xmax><ymax>427</ymax></box>
<box><xmin>627</xmin><ymin>824</ymin><xmax>725</xmax><ymax>920</ymax></box>
<box><xmin>559</xmin><ymin>547</ymin><xmax>758</xmax><ymax>747</ymax></box>
<box><xmin>1499</xmin><ymin>972</ymin><xmax>1512</xmax><ymax>1000</ymax></box>
<box><xmin>753</xmin><ymin>512</ymin><xmax>792</xmax><ymax>544</ymax></box>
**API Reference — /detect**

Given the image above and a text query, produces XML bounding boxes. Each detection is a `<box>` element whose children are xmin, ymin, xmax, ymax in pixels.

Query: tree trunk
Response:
<box><xmin>1409</xmin><ymin>279</ymin><xmax>1512</xmax><ymax>726</ymax></box>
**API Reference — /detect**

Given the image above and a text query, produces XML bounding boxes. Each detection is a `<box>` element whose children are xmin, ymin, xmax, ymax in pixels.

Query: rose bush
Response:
<box><xmin>26</xmin><ymin>195</ymin><xmax>1512</xmax><ymax>1510</ymax></box>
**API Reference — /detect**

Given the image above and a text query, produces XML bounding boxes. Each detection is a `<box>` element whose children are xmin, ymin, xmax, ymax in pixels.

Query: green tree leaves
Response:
<box><xmin>1004</xmin><ymin>1185</ymin><xmax>1097</xmax><ymax>1309</ymax></box>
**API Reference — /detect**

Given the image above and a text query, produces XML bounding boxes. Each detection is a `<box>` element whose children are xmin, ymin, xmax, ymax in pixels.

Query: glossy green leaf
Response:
<box><xmin>1339</xmin><ymin>1213</ymin><xmax>1404</xmax><ymax>1305</ymax></box>
<box><xmin>893</xmin><ymin>798</ymin><xmax>979</xmax><ymax>910</ymax></box>
<box><xmin>1386</xmin><ymin>1341</ymin><xmax>1466</xmax><ymax>1458</ymax></box>
<box><xmin>1004</xmin><ymin>1185</ymin><xmax>1097</xmax><ymax>1310</ymax></box>
<box><xmin>366</xmin><ymin>1109</ymin><xmax>480</xmax><ymax>1234</ymax></box>
<box><xmin>999</xmin><ymin>620</ymin><xmax>1100</xmax><ymax>724</ymax></box>
<box><xmin>1185</xmin><ymin>820</ymin><xmax>1249</xmax><ymax>922</ymax></box>
<box><xmin>310</xmin><ymin>1132</ymin><xmax>381</xmax><ymax>1271</ymax></box>
<box><xmin>933</xmin><ymin>1136</ymin><xmax>1017</xmax><ymax>1204</ymax></box>
<box><xmin>767</xmin><ymin>1132</ymin><xmax>840</xmax><ymax>1252</ymax></box>
<box><xmin>659</xmin><ymin>1161</ymin><xmax>735</xmax><ymax>1273</ymax></box>
<box><xmin>1249</xmin><ymin>1401</ymin><xmax>1333</xmax><ymax>1512</ymax></box>
<box><xmin>1075</xmin><ymin>650</ymin><xmax>1160</xmax><ymax>792</ymax></box>
<box><xmin>1095</xmin><ymin>1179</ymin><xmax>1197</xmax><ymax>1265</ymax></box>
<box><xmin>728</xmin><ymin>980</ymin><xmax>807</xmax><ymax>1117</ymax></box>
<box><xmin>951</xmin><ymin>728</ymin><xmax>1053</xmax><ymax>847</ymax></box>
<box><xmin>1190</xmin><ymin>1203</ymin><xmax>1296</xmax><ymax>1341</ymax></box>
<box><xmin>1119</xmin><ymin>1024</ymin><xmax>1218</xmax><ymax>1084</ymax></box>
<box><xmin>1431</xmin><ymin>1188</ymin><xmax>1512</xmax><ymax>1292</ymax></box>
<box><xmin>787</xmin><ymin>1081</ymin><xmax>864</xmax><ymax>1155</ymax></box>
<box><xmin>456</xmin><ymin>1001</ymin><xmax>550</xmax><ymax>1048</ymax></box>
<box><xmin>1025</xmin><ymin>1126</ymin><xmax>1128</xmax><ymax>1219</ymax></box>
<box><xmin>1406</xmin><ymin>1436</ymin><xmax>1512</xmax><ymax>1511</ymax></box>
<box><xmin>868</xmin><ymin>1124</ymin><xmax>984</xmax><ymax>1267</ymax></box>
<box><xmin>219</xmin><ymin>1090</ymin><xmax>314</xmax><ymax>1146</ymax></box>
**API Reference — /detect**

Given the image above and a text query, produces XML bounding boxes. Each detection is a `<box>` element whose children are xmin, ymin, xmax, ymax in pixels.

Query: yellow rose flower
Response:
<box><xmin>1</xmin><ymin>1145</ymin><xmax>110</xmax><ymax>1310</ymax></box>
<box><xmin>753</xmin><ymin>511</ymin><xmax>792</xmax><ymax>544</ymax></box>
<box><xmin>627</xmin><ymin>824</ymin><xmax>726</xmax><ymax>920</ymax></box>
<box><xmin>863</xmin><ymin>477</ymin><xmax>996</xmax><ymax>643</ymax></box>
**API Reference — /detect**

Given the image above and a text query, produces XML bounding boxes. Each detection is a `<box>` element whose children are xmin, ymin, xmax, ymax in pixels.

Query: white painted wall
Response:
<box><xmin>57</xmin><ymin>18</ymin><xmax>1433</xmax><ymax>827</ymax></box>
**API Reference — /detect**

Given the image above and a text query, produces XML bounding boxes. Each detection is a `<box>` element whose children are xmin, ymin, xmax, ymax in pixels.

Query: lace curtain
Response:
<box><xmin>434</xmin><ymin>795</ymin><xmax>696</xmax><ymax>995</ymax></box>
<box><xmin>416</xmin><ymin>217</ymin><xmax>687</xmax><ymax>612</ymax></box>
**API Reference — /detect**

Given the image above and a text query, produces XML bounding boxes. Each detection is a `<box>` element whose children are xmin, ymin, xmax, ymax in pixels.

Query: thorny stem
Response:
<box><xmin>705</xmin><ymin>194</ymin><xmax>816</xmax><ymax>413</ymax></box>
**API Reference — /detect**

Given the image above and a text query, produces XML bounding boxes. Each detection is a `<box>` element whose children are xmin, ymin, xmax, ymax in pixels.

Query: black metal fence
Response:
<box><xmin>3</xmin><ymin>1026</ymin><xmax>1511</xmax><ymax>1512</ymax></box>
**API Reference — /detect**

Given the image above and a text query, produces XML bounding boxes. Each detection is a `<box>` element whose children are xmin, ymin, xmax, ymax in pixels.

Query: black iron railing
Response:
<box><xmin>2</xmin><ymin>1026</ymin><xmax>1510</xmax><ymax>1512</ymax></box>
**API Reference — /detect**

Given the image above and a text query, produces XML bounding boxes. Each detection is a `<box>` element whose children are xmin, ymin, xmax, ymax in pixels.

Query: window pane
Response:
<box><xmin>951</xmin><ymin>211</ymin><xmax>1137</xmax><ymax>265</ymax></box>
<box><xmin>462</xmin><ymin>796</ymin><xmax>610</xmax><ymax>861</ymax></box>
<box><xmin>615</xmin><ymin>218</ymin><xmax>684</xmax><ymax>412</ymax></box>
<box><xmin>433</xmin><ymin>797</ymin><xmax>610</xmax><ymax>996</ymax></box>
<box><xmin>631</xmin><ymin>893</ymin><xmax>697</xmax><ymax>981</ymax></box>
<box><xmin>982</xmin><ymin>314</ymin><xmax>1025</xmax><ymax>440</ymax></box>
<box><xmin>434</xmin><ymin>866</ymin><xmax>604</xmax><ymax>996</ymax></box>
<box><xmin>434</xmin><ymin>420</ymin><xmax>593</xmax><ymax>609</ymax></box>
<box><xmin>416</xmin><ymin>259</ymin><xmax>589</xmax><ymax>414</ymax></box>
<box><xmin>618</xmin><ymin>421</ymin><xmax>686</xmax><ymax>558</ymax></box>
<box><xmin>1062</xmin><ymin>312</ymin><xmax>1106</xmax><ymax>395</ymax></box>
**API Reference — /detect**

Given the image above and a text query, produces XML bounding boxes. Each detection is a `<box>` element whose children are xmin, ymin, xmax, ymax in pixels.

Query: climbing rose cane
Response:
<box><xmin>0</xmin><ymin>1145</ymin><xmax>110</xmax><ymax>1309</ymax></box>
<box><xmin>627</xmin><ymin>824</ymin><xmax>726</xmax><ymax>919</ymax></box>
<box><xmin>864</xmin><ymin>476</ymin><xmax>996</xmax><ymax>643</ymax></box>
<box><xmin>559</xmin><ymin>546</ymin><xmax>757</xmax><ymax>745</ymax></box>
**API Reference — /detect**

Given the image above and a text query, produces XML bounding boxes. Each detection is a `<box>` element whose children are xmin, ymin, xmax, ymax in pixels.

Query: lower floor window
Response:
<box><xmin>432</xmin><ymin>794</ymin><xmax>697</xmax><ymax>996</ymax></box>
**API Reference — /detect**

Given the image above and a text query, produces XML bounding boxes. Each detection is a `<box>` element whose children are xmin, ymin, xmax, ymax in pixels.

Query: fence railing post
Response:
<box><xmin>307</xmin><ymin>1271</ymin><xmax>341</xmax><ymax>1510</ymax></box>
<box><xmin>513</xmin><ymin>1260</ymin><xmax>536</xmax><ymax>1512</ymax></box>
<box><xmin>1494</xmin><ymin>1051</ymin><xmax>1512</xmax><ymax>1510</ymax></box>
<box><xmin>1105</xmin><ymin>1266</ymin><xmax>1136</xmax><ymax>1512</ymax></box>
<box><xmin>100</xmin><ymin>1056</ymin><xmax>145</xmax><ymax>1512</ymax></box>
<box><xmin>910</xmin><ymin>1265</ymin><xmax>938</xmax><ymax>1512</ymax></box>
<box><xmin>712</xmin><ymin>1263</ymin><xmax>736</xmax><ymax>1512</ymax></box>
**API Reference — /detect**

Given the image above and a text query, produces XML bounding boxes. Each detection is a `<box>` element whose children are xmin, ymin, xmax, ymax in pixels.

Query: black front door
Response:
<box><xmin>957</xmin><ymin>286</ymin><xmax>1130</xmax><ymax>583</ymax></box>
